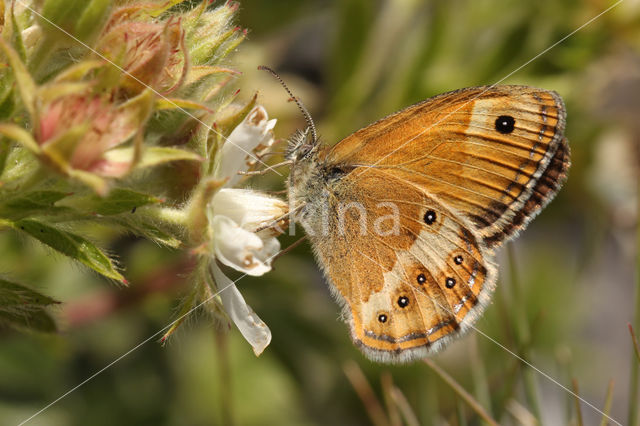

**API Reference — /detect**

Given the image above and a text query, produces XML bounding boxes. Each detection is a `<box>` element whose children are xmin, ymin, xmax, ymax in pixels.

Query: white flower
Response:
<box><xmin>210</xmin><ymin>189</ymin><xmax>285</xmax><ymax>276</ymax></box>
<box><xmin>208</xmin><ymin>105</ymin><xmax>285</xmax><ymax>356</ymax></box>
<box><xmin>214</xmin><ymin>105</ymin><xmax>277</xmax><ymax>187</ymax></box>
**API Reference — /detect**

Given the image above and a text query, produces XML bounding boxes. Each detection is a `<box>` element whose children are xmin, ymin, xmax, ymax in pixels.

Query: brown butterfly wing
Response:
<box><xmin>323</xmin><ymin>86</ymin><xmax>570</xmax><ymax>247</ymax></box>
<box><xmin>305</xmin><ymin>168</ymin><xmax>497</xmax><ymax>362</ymax></box>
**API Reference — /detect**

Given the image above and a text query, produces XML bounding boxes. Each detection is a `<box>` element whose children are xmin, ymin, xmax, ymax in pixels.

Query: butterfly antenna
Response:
<box><xmin>258</xmin><ymin>65</ymin><xmax>318</xmax><ymax>143</ymax></box>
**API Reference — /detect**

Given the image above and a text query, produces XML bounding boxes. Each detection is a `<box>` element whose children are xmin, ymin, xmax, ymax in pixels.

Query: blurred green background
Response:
<box><xmin>2</xmin><ymin>0</ymin><xmax>640</xmax><ymax>424</ymax></box>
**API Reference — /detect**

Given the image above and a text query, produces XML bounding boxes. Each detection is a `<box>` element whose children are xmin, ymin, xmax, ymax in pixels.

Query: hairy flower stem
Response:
<box><xmin>147</xmin><ymin>206</ymin><xmax>189</xmax><ymax>228</ymax></box>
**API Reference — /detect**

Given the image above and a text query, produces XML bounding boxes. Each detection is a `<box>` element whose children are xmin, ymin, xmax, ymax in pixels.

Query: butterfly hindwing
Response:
<box><xmin>304</xmin><ymin>169</ymin><xmax>497</xmax><ymax>363</ymax></box>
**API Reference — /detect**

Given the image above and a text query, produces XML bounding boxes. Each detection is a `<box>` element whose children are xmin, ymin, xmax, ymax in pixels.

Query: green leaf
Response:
<box><xmin>0</xmin><ymin>190</ymin><xmax>70</xmax><ymax>219</ymax></box>
<box><xmin>75</xmin><ymin>0</ymin><xmax>113</xmax><ymax>43</ymax></box>
<box><xmin>14</xmin><ymin>219</ymin><xmax>126</xmax><ymax>283</ymax></box>
<box><xmin>184</xmin><ymin>65</ymin><xmax>239</xmax><ymax>86</ymax></box>
<box><xmin>0</xmin><ymin>123</ymin><xmax>41</xmax><ymax>154</ymax></box>
<box><xmin>155</xmin><ymin>97</ymin><xmax>214</xmax><ymax>113</ymax></box>
<box><xmin>160</xmin><ymin>282</ymin><xmax>199</xmax><ymax>344</ymax></box>
<box><xmin>106</xmin><ymin>146</ymin><xmax>202</xmax><ymax>169</ymax></box>
<box><xmin>61</xmin><ymin>188</ymin><xmax>162</xmax><ymax>215</ymax></box>
<box><xmin>41</xmin><ymin>124</ymin><xmax>88</xmax><ymax>167</ymax></box>
<box><xmin>8</xmin><ymin>190</ymin><xmax>69</xmax><ymax>207</ymax></box>
<box><xmin>113</xmin><ymin>217</ymin><xmax>182</xmax><ymax>248</ymax></box>
<box><xmin>53</xmin><ymin>59</ymin><xmax>106</xmax><ymax>83</ymax></box>
<box><xmin>67</xmin><ymin>168</ymin><xmax>109</xmax><ymax>196</ymax></box>
<box><xmin>0</xmin><ymin>137</ymin><xmax>9</xmax><ymax>177</ymax></box>
<box><xmin>40</xmin><ymin>0</ymin><xmax>87</xmax><ymax>36</ymax></box>
<box><xmin>37</xmin><ymin>82</ymin><xmax>92</xmax><ymax>103</ymax></box>
<box><xmin>0</xmin><ymin>279</ymin><xmax>59</xmax><ymax>333</ymax></box>
<box><xmin>0</xmin><ymin>38</ymin><xmax>37</xmax><ymax>119</ymax></box>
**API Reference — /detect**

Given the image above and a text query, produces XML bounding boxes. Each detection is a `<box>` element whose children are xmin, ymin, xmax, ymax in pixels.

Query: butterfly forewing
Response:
<box><xmin>324</xmin><ymin>86</ymin><xmax>569</xmax><ymax>248</ymax></box>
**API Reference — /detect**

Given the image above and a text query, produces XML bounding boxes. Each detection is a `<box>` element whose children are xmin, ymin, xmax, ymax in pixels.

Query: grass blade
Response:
<box><xmin>343</xmin><ymin>361</ymin><xmax>390</xmax><ymax>426</ymax></box>
<box><xmin>506</xmin><ymin>399</ymin><xmax>538</xmax><ymax>426</ymax></box>
<box><xmin>600</xmin><ymin>380</ymin><xmax>614</xmax><ymax>426</ymax></box>
<box><xmin>380</xmin><ymin>372</ymin><xmax>401</xmax><ymax>426</ymax></box>
<box><xmin>572</xmin><ymin>379</ymin><xmax>584</xmax><ymax>426</ymax></box>
<box><xmin>390</xmin><ymin>386</ymin><xmax>420</xmax><ymax>426</ymax></box>
<box><xmin>423</xmin><ymin>358</ymin><xmax>499</xmax><ymax>426</ymax></box>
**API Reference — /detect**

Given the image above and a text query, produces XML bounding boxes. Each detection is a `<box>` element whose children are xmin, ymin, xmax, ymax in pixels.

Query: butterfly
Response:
<box><xmin>283</xmin><ymin>84</ymin><xmax>569</xmax><ymax>363</ymax></box>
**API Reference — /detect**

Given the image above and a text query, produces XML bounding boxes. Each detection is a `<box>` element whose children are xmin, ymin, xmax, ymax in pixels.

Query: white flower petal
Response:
<box><xmin>215</xmin><ymin>105</ymin><xmax>276</xmax><ymax>186</ymax></box>
<box><xmin>212</xmin><ymin>215</ymin><xmax>272</xmax><ymax>276</ymax></box>
<box><xmin>210</xmin><ymin>263</ymin><xmax>271</xmax><ymax>356</ymax></box>
<box><xmin>255</xmin><ymin>236</ymin><xmax>281</xmax><ymax>266</ymax></box>
<box><xmin>212</xmin><ymin>188</ymin><xmax>288</xmax><ymax>230</ymax></box>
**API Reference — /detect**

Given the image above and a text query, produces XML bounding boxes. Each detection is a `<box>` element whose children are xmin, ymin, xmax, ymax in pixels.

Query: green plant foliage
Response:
<box><xmin>0</xmin><ymin>278</ymin><xmax>59</xmax><ymax>332</ymax></box>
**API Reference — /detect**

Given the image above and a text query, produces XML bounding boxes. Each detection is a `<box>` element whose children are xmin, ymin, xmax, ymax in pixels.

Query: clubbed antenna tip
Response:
<box><xmin>258</xmin><ymin>65</ymin><xmax>317</xmax><ymax>143</ymax></box>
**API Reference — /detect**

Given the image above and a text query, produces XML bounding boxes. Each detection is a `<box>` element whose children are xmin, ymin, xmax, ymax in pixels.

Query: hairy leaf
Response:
<box><xmin>0</xmin><ymin>279</ymin><xmax>59</xmax><ymax>333</ymax></box>
<box><xmin>62</xmin><ymin>188</ymin><xmax>163</xmax><ymax>215</ymax></box>
<box><xmin>14</xmin><ymin>219</ymin><xmax>126</xmax><ymax>283</ymax></box>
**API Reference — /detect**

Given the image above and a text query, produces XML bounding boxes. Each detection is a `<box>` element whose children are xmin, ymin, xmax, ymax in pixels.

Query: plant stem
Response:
<box><xmin>343</xmin><ymin>361</ymin><xmax>391</xmax><ymax>426</ymax></box>
<box><xmin>423</xmin><ymin>358</ymin><xmax>499</xmax><ymax>426</ymax></box>
<box><xmin>507</xmin><ymin>244</ymin><xmax>542</xmax><ymax>420</ymax></box>
<box><xmin>572</xmin><ymin>379</ymin><xmax>584</xmax><ymax>426</ymax></box>
<box><xmin>215</xmin><ymin>329</ymin><xmax>234</xmax><ymax>426</ymax></box>
<box><xmin>600</xmin><ymin>379</ymin><xmax>614</xmax><ymax>426</ymax></box>
<box><xmin>146</xmin><ymin>206</ymin><xmax>188</xmax><ymax>227</ymax></box>
<box><xmin>470</xmin><ymin>333</ymin><xmax>494</xmax><ymax>418</ymax></box>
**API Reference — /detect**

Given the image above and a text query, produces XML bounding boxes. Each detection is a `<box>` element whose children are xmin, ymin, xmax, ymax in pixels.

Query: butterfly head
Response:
<box><xmin>285</xmin><ymin>127</ymin><xmax>322</xmax><ymax>220</ymax></box>
<box><xmin>285</xmin><ymin>126</ymin><xmax>318</xmax><ymax>163</ymax></box>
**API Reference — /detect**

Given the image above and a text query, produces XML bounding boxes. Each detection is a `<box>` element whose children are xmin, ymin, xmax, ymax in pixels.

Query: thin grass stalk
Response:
<box><xmin>507</xmin><ymin>244</ymin><xmax>542</xmax><ymax>419</ymax></box>
<box><xmin>423</xmin><ymin>358</ymin><xmax>499</xmax><ymax>426</ymax></box>
<box><xmin>380</xmin><ymin>372</ymin><xmax>402</xmax><ymax>426</ymax></box>
<box><xmin>506</xmin><ymin>399</ymin><xmax>538</xmax><ymax>426</ymax></box>
<box><xmin>630</xmin><ymin>324</ymin><xmax>640</xmax><ymax>364</ymax></box>
<box><xmin>390</xmin><ymin>386</ymin><xmax>420</xmax><ymax>426</ymax></box>
<box><xmin>469</xmin><ymin>333</ymin><xmax>494</xmax><ymax>418</ymax></box>
<box><xmin>215</xmin><ymin>330</ymin><xmax>234</xmax><ymax>426</ymax></box>
<box><xmin>492</xmin><ymin>356</ymin><xmax>525</xmax><ymax>420</ymax></box>
<box><xmin>457</xmin><ymin>400</ymin><xmax>469</xmax><ymax>426</ymax></box>
<box><xmin>343</xmin><ymin>361</ymin><xmax>391</xmax><ymax>426</ymax></box>
<box><xmin>572</xmin><ymin>379</ymin><xmax>584</xmax><ymax>426</ymax></box>
<box><xmin>599</xmin><ymin>379</ymin><xmax>614</xmax><ymax>426</ymax></box>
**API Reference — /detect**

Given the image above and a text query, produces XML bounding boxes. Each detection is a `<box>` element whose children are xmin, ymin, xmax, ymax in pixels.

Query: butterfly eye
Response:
<box><xmin>495</xmin><ymin>115</ymin><xmax>515</xmax><ymax>134</ymax></box>
<box><xmin>423</xmin><ymin>210</ymin><xmax>437</xmax><ymax>225</ymax></box>
<box><xmin>454</xmin><ymin>255</ymin><xmax>463</xmax><ymax>265</ymax></box>
<box><xmin>397</xmin><ymin>296</ymin><xmax>410</xmax><ymax>308</ymax></box>
<box><xmin>445</xmin><ymin>277</ymin><xmax>456</xmax><ymax>289</ymax></box>
<box><xmin>327</xmin><ymin>167</ymin><xmax>344</xmax><ymax>179</ymax></box>
<box><xmin>377</xmin><ymin>313</ymin><xmax>388</xmax><ymax>323</ymax></box>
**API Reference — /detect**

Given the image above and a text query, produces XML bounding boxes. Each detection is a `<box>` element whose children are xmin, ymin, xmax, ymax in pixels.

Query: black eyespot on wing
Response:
<box><xmin>378</xmin><ymin>313</ymin><xmax>388</xmax><ymax>323</ymax></box>
<box><xmin>417</xmin><ymin>273</ymin><xmax>426</xmax><ymax>284</ymax></box>
<box><xmin>445</xmin><ymin>277</ymin><xmax>456</xmax><ymax>289</ymax></box>
<box><xmin>495</xmin><ymin>115</ymin><xmax>515</xmax><ymax>134</ymax></box>
<box><xmin>397</xmin><ymin>296</ymin><xmax>409</xmax><ymax>308</ymax></box>
<box><xmin>454</xmin><ymin>255</ymin><xmax>463</xmax><ymax>265</ymax></box>
<box><xmin>424</xmin><ymin>210</ymin><xmax>437</xmax><ymax>225</ymax></box>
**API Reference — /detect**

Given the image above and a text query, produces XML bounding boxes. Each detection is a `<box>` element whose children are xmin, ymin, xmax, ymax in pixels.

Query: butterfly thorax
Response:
<box><xmin>286</xmin><ymin>128</ymin><xmax>352</xmax><ymax>235</ymax></box>
<box><xmin>287</xmin><ymin>130</ymin><xmax>325</xmax><ymax>229</ymax></box>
